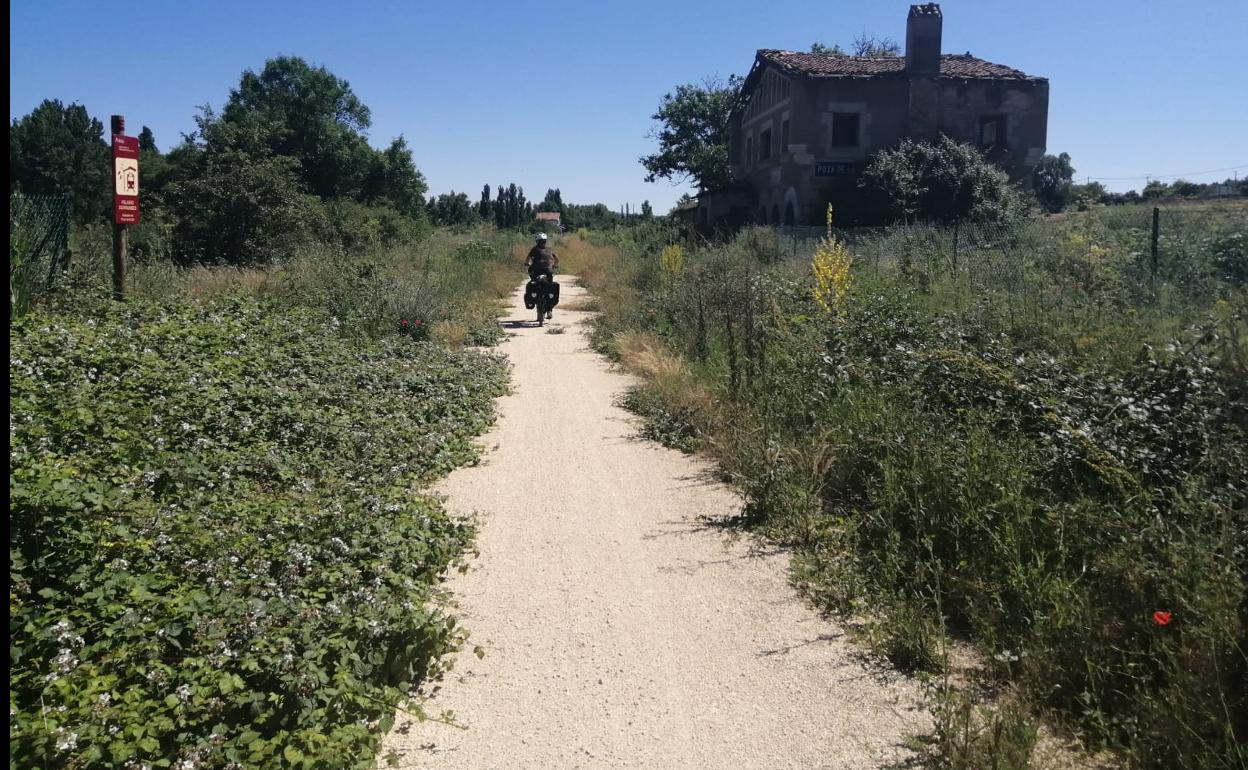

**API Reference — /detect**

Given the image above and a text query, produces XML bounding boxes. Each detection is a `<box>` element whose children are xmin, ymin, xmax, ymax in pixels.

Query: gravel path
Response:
<box><xmin>382</xmin><ymin>278</ymin><xmax>927</xmax><ymax>769</ymax></box>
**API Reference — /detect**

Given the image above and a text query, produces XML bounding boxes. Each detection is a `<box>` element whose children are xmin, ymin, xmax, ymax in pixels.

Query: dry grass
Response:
<box><xmin>614</xmin><ymin>331</ymin><xmax>714</xmax><ymax>413</ymax></box>
<box><xmin>554</xmin><ymin>236</ymin><xmax>621</xmax><ymax>289</ymax></box>
<box><xmin>430</xmin><ymin>320</ymin><xmax>469</xmax><ymax>348</ymax></box>
<box><xmin>558</xmin><ymin>296</ymin><xmax>600</xmax><ymax>312</ymax></box>
<box><xmin>481</xmin><ymin>262</ymin><xmax>523</xmax><ymax>300</ymax></box>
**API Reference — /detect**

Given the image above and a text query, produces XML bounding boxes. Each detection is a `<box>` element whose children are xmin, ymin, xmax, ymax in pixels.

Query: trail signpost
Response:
<box><xmin>110</xmin><ymin>115</ymin><xmax>139</xmax><ymax>299</ymax></box>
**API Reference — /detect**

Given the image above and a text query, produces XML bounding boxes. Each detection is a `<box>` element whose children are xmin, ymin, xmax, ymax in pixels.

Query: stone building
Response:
<box><xmin>699</xmin><ymin>3</ymin><xmax>1049</xmax><ymax>227</ymax></box>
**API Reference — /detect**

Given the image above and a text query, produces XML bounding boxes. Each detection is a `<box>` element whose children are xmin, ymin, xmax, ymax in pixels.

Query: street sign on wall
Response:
<box><xmin>112</xmin><ymin>135</ymin><xmax>140</xmax><ymax>225</ymax></box>
<box><xmin>814</xmin><ymin>161</ymin><xmax>855</xmax><ymax>177</ymax></box>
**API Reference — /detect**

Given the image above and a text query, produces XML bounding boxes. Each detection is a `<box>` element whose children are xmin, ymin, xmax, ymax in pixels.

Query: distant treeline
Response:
<box><xmin>9</xmin><ymin>55</ymin><xmax>655</xmax><ymax>265</ymax></box>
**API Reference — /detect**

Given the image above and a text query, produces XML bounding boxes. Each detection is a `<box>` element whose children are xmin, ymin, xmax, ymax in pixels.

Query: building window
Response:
<box><xmin>746</xmin><ymin>136</ymin><xmax>753</xmax><ymax>164</ymax></box>
<box><xmin>831</xmin><ymin>113</ymin><xmax>860</xmax><ymax>148</ymax></box>
<box><xmin>760</xmin><ymin>129</ymin><xmax>772</xmax><ymax>160</ymax></box>
<box><xmin>781</xmin><ymin>120</ymin><xmax>790</xmax><ymax>153</ymax></box>
<box><xmin>980</xmin><ymin>115</ymin><xmax>1007</xmax><ymax>150</ymax></box>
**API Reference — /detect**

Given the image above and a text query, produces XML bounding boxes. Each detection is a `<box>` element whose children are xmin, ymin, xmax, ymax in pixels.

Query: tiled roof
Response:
<box><xmin>535</xmin><ymin>211</ymin><xmax>561</xmax><ymax>221</ymax></box>
<box><xmin>756</xmin><ymin>49</ymin><xmax>1041</xmax><ymax>81</ymax></box>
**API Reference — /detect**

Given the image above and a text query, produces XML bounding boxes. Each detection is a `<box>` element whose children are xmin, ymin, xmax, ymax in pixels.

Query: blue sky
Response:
<box><xmin>10</xmin><ymin>1</ymin><xmax>1247</xmax><ymax>212</ymax></box>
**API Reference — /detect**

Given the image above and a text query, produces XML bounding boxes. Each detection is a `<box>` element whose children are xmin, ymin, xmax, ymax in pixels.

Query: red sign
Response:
<box><xmin>113</xmin><ymin>135</ymin><xmax>141</xmax><ymax>224</ymax></box>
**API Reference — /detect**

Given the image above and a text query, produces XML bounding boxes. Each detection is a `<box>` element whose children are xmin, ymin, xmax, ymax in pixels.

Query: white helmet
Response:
<box><xmin>535</xmin><ymin>232</ymin><xmax>548</xmax><ymax>242</ymax></box>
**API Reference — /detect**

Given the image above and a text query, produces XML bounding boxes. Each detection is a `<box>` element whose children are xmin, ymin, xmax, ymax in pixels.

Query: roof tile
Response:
<box><xmin>757</xmin><ymin>49</ymin><xmax>1040</xmax><ymax>81</ymax></box>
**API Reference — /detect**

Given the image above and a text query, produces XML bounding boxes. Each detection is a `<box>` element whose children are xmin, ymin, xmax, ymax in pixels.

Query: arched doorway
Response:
<box><xmin>783</xmin><ymin>187</ymin><xmax>800</xmax><ymax>225</ymax></box>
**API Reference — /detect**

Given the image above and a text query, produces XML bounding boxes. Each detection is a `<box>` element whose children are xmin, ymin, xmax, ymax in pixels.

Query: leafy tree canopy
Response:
<box><xmin>9</xmin><ymin>99</ymin><xmax>110</xmax><ymax>223</ymax></box>
<box><xmin>1032</xmin><ymin>152</ymin><xmax>1075</xmax><ymax>213</ymax></box>
<box><xmin>861</xmin><ymin>136</ymin><xmax>1025</xmax><ymax>224</ymax></box>
<box><xmin>640</xmin><ymin>76</ymin><xmax>741</xmax><ymax>192</ymax></box>
<box><xmin>811</xmin><ymin>34</ymin><xmax>901</xmax><ymax>57</ymax></box>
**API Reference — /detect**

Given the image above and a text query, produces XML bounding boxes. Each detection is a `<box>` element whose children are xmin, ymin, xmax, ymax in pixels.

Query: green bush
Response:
<box><xmin>9</xmin><ymin>299</ymin><xmax>507</xmax><ymax>768</ymax></box>
<box><xmin>591</xmin><ymin>210</ymin><xmax>1248</xmax><ymax>768</ymax></box>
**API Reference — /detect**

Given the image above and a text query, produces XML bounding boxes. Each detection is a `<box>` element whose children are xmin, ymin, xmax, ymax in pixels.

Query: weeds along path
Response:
<box><xmin>383</xmin><ymin>277</ymin><xmax>926</xmax><ymax>769</ymax></box>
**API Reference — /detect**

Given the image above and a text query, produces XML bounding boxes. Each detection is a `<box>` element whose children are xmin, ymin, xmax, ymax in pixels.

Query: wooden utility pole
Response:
<box><xmin>111</xmin><ymin>115</ymin><xmax>127</xmax><ymax>300</ymax></box>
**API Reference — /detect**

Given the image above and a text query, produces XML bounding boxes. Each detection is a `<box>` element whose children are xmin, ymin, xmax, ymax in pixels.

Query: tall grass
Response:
<box><xmin>45</xmin><ymin>225</ymin><xmax>525</xmax><ymax>344</ymax></box>
<box><xmin>582</xmin><ymin>203</ymin><xmax>1248</xmax><ymax>769</ymax></box>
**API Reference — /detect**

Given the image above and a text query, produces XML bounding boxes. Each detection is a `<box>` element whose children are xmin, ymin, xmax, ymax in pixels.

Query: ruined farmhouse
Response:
<box><xmin>700</xmin><ymin>3</ymin><xmax>1049</xmax><ymax>227</ymax></box>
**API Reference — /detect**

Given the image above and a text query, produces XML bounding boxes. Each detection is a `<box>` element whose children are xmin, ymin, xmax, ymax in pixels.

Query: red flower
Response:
<box><xmin>414</xmin><ymin>319</ymin><xmax>423</xmax><ymax>326</ymax></box>
<box><xmin>1153</xmin><ymin>611</ymin><xmax>1172</xmax><ymax>626</ymax></box>
<box><xmin>400</xmin><ymin>319</ymin><xmax>408</xmax><ymax>327</ymax></box>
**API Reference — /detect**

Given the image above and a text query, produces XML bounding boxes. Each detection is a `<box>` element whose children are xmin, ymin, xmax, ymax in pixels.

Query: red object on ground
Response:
<box><xmin>1153</xmin><ymin>611</ymin><xmax>1172</xmax><ymax>626</ymax></box>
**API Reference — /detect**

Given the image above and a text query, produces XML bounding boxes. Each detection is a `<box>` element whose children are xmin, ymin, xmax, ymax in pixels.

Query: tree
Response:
<box><xmin>1142</xmin><ymin>179</ymin><xmax>1169</xmax><ymax>200</ymax></box>
<box><xmin>852</xmin><ymin>34</ymin><xmax>901</xmax><ymax>57</ymax></box>
<box><xmin>860</xmin><ymin>137</ymin><xmax>1024</xmax><ymax>224</ymax></box>
<box><xmin>538</xmin><ymin>188</ymin><xmax>564</xmax><ymax>215</ymax></box>
<box><xmin>9</xmin><ymin>99</ymin><xmax>110</xmax><ymax>223</ymax></box>
<box><xmin>641</xmin><ymin>200</ymin><xmax>653</xmax><ymax>218</ymax></box>
<box><xmin>429</xmin><ymin>191</ymin><xmax>478</xmax><ymax>226</ymax></box>
<box><xmin>165</xmin><ymin>148</ymin><xmax>320</xmax><ymax>264</ymax></box>
<box><xmin>809</xmin><ymin>34</ymin><xmax>899</xmax><ymax>57</ymax></box>
<box><xmin>219</xmin><ymin>56</ymin><xmax>377</xmax><ymax>200</ymax></box>
<box><xmin>478</xmin><ymin>184</ymin><xmax>492</xmax><ymax>220</ymax></box>
<box><xmin>1170</xmin><ymin>179</ymin><xmax>1202</xmax><ymax>198</ymax></box>
<box><xmin>1071</xmin><ymin>180</ymin><xmax>1109</xmax><ymax>209</ymax></box>
<box><xmin>640</xmin><ymin>75</ymin><xmax>741</xmax><ymax>192</ymax></box>
<box><xmin>1031</xmin><ymin>152</ymin><xmax>1075</xmax><ymax>212</ymax></box>
<box><xmin>810</xmin><ymin>42</ymin><xmax>847</xmax><ymax>55</ymax></box>
<box><xmin>361</xmin><ymin>136</ymin><xmax>428</xmax><ymax>218</ymax></box>
<box><xmin>138</xmin><ymin>126</ymin><xmax>158</xmax><ymax>152</ymax></box>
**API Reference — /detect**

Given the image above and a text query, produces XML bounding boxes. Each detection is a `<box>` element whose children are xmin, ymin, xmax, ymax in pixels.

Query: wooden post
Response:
<box><xmin>112</xmin><ymin>224</ymin><xmax>127</xmax><ymax>300</ymax></box>
<box><xmin>111</xmin><ymin>114</ymin><xmax>127</xmax><ymax>300</ymax></box>
<box><xmin>1150</xmin><ymin>206</ymin><xmax>1160</xmax><ymax>281</ymax></box>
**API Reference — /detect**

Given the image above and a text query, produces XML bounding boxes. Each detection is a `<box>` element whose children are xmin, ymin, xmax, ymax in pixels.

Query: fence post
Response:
<box><xmin>1150</xmin><ymin>206</ymin><xmax>1160</xmax><ymax>282</ymax></box>
<box><xmin>111</xmin><ymin>115</ymin><xmax>128</xmax><ymax>300</ymax></box>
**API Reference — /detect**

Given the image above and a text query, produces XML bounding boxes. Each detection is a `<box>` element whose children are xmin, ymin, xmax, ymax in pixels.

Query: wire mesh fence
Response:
<box><xmin>10</xmin><ymin>193</ymin><xmax>71</xmax><ymax>316</ymax></box>
<box><xmin>773</xmin><ymin>200</ymin><xmax>1246</xmax><ymax>334</ymax></box>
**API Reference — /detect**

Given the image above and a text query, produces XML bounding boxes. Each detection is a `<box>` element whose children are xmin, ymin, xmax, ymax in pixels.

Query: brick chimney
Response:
<box><xmin>905</xmin><ymin>3</ymin><xmax>943</xmax><ymax>74</ymax></box>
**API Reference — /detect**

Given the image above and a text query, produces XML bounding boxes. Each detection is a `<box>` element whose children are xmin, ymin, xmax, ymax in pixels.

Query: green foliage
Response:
<box><xmin>640</xmin><ymin>76</ymin><xmax>741</xmax><ymax>192</ymax></box>
<box><xmin>10</xmin><ymin>193</ymin><xmax>70</xmax><ymax>317</ymax></box>
<box><xmin>619</xmin><ymin>386</ymin><xmax>702</xmax><ymax>453</ymax></box>
<box><xmin>536</xmin><ymin>188</ymin><xmax>564</xmax><ymax>215</ymax></box>
<box><xmin>165</xmin><ymin>147</ymin><xmax>322</xmax><ymax>264</ymax></box>
<box><xmin>850</xmin><ymin>33</ymin><xmax>902</xmax><ymax>57</ymax></box>
<box><xmin>914</xmin><ymin>687</ymin><xmax>1039</xmax><ymax>770</ymax></box>
<box><xmin>589</xmin><ymin>207</ymin><xmax>1248</xmax><ymax>769</ymax></box>
<box><xmin>221</xmin><ymin>56</ymin><xmax>375</xmax><ymax>201</ymax></box>
<box><xmin>860</xmin><ymin>137</ymin><xmax>1026</xmax><ymax>224</ymax></box>
<box><xmin>12</xmin><ymin>58</ymin><xmax>432</xmax><ymax>266</ymax></box>
<box><xmin>810</xmin><ymin>35</ymin><xmax>900</xmax><ymax>57</ymax></box>
<box><xmin>490</xmin><ymin>182</ymin><xmax>530</xmax><ymax>229</ymax></box>
<box><xmin>138</xmin><ymin>126</ymin><xmax>158</xmax><ymax>153</ymax></box>
<box><xmin>9</xmin><ymin>299</ymin><xmax>508</xmax><ymax>768</ymax></box>
<box><xmin>1142</xmin><ymin>180</ymin><xmax>1169</xmax><ymax>200</ymax></box>
<box><xmin>428</xmin><ymin>191</ymin><xmax>480</xmax><ymax>227</ymax></box>
<box><xmin>1031</xmin><ymin>152</ymin><xmax>1075</xmax><ymax>213</ymax></box>
<box><xmin>9</xmin><ymin>99</ymin><xmax>110</xmax><ymax>224</ymax></box>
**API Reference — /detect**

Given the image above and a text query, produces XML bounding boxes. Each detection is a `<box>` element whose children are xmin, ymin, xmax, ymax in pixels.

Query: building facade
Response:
<box><xmin>703</xmin><ymin>3</ymin><xmax>1049</xmax><ymax>227</ymax></box>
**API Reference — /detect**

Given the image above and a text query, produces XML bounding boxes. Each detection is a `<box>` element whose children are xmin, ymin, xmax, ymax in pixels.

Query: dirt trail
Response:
<box><xmin>383</xmin><ymin>278</ymin><xmax>926</xmax><ymax>769</ymax></box>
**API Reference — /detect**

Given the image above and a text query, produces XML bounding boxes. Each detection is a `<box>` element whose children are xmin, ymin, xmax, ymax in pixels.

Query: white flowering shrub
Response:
<box><xmin>10</xmin><ymin>298</ymin><xmax>507</xmax><ymax>768</ymax></box>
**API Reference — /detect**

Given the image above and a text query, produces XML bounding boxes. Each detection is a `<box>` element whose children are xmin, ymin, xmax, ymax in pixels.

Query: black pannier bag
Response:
<box><xmin>524</xmin><ymin>280</ymin><xmax>539</xmax><ymax>309</ymax></box>
<box><xmin>544</xmin><ymin>281</ymin><xmax>560</xmax><ymax>307</ymax></box>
